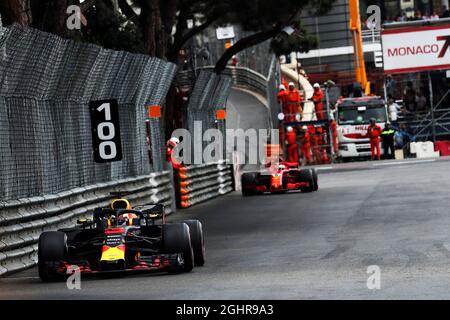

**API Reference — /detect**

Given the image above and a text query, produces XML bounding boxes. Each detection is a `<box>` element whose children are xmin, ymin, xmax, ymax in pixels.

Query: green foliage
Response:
<box><xmin>80</xmin><ymin>0</ymin><xmax>144</xmax><ymax>53</ymax></box>
<box><xmin>30</xmin><ymin>0</ymin><xmax>335</xmax><ymax>61</ymax></box>
<box><xmin>270</xmin><ymin>24</ymin><xmax>319</xmax><ymax>57</ymax></box>
<box><xmin>223</xmin><ymin>0</ymin><xmax>335</xmax><ymax>31</ymax></box>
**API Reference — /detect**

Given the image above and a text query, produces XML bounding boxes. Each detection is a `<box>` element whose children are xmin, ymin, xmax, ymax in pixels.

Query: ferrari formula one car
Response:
<box><xmin>38</xmin><ymin>193</ymin><xmax>205</xmax><ymax>281</ymax></box>
<box><xmin>241</xmin><ymin>162</ymin><xmax>318</xmax><ymax>196</ymax></box>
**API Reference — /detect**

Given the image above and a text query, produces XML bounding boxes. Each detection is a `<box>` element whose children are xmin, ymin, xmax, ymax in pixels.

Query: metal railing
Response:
<box><xmin>361</xmin><ymin>29</ymin><xmax>381</xmax><ymax>43</ymax></box>
<box><xmin>176</xmin><ymin>163</ymin><xmax>233</xmax><ymax>208</ymax></box>
<box><xmin>0</xmin><ymin>172</ymin><xmax>174</xmax><ymax>276</ymax></box>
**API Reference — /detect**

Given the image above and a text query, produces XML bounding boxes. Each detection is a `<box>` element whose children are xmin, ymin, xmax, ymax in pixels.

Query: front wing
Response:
<box><xmin>47</xmin><ymin>253</ymin><xmax>184</xmax><ymax>277</ymax></box>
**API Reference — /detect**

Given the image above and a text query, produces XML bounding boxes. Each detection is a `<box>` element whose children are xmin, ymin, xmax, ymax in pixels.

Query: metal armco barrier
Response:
<box><xmin>0</xmin><ymin>172</ymin><xmax>173</xmax><ymax>276</ymax></box>
<box><xmin>177</xmin><ymin>163</ymin><xmax>234</xmax><ymax>208</ymax></box>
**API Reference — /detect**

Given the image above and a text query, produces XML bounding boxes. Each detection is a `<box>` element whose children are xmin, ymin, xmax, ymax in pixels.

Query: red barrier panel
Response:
<box><xmin>434</xmin><ymin>141</ymin><xmax>450</xmax><ymax>156</ymax></box>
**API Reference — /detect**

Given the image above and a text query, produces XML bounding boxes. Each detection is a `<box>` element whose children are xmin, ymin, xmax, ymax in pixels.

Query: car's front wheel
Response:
<box><xmin>241</xmin><ymin>172</ymin><xmax>258</xmax><ymax>196</ymax></box>
<box><xmin>184</xmin><ymin>220</ymin><xmax>205</xmax><ymax>267</ymax></box>
<box><xmin>163</xmin><ymin>223</ymin><xmax>194</xmax><ymax>273</ymax></box>
<box><xmin>298</xmin><ymin>169</ymin><xmax>314</xmax><ymax>193</ymax></box>
<box><xmin>38</xmin><ymin>231</ymin><xmax>68</xmax><ymax>282</ymax></box>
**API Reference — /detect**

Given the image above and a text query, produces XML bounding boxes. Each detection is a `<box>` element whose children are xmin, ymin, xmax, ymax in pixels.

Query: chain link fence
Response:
<box><xmin>198</xmin><ymin>25</ymin><xmax>274</xmax><ymax>78</ymax></box>
<box><xmin>186</xmin><ymin>69</ymin><xmax>233</xmax><ymax>160</ymax></box>
<box><xmin>0</xmin><ymin>24</ymin><xmax>176</xmax><ymax>200</ymax></box>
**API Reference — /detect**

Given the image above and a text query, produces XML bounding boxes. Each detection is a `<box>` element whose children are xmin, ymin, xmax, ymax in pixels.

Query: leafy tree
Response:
<box><xmin>212</xmin><ymin>0</ymin><xmax>334</xmax><ymax>73</ymax></box>
<box><xmin>0</xmin><ymin>0</ymin><xmax>29</xmax><ymax>25</ymax></box>
<box><xmin>81</xmin><ymin>0</ymin><xmax>144</xmax><ymax>53</ymax></box>
<box><xmin>28</xmin><ymin>0</ymin><xmax>97</xmax><ymax>37</ymax></box>
<box><xmin>270</xmin><ymin>25</ymin><xmax>318</xmax><ymax>57</ymax></box>
<box><xmin>3</xmin><ymin>0</ymin><xmax>335</xmax><ymax>143</ymax></box>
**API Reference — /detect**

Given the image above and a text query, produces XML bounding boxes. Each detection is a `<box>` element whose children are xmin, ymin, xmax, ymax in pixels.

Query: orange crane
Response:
<box><xmin>349</xmin><ymin>0</ymin><xmax>370</xmax><ymax>95</ymax></box>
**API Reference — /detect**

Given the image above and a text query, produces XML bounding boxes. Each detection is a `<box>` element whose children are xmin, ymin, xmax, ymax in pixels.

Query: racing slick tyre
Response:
<box><xmin>38</xmin><ymin>231</ymin><xmax>68</xmax><ymax>282</ymax></box>
<box><xmin>312</xmin><ymin>169</ymin><xmax>319</xmax><ymax>191</ymax></box>
<box><xmin>241</xmin><ymin>172</ymin><xmax>258</xmax><ymax>196</ymax></box>
<box><xmin>163</xmin><ymin>223</ymin><xmax>194</xmax><ymax>273</ymax></box>
<box><xmin>299</xmin><ymin>169</ymin><xmax>314</xmax><ymax>193</ymax></box>
<box><xmin>184</xmin><ymin>220</ymin><xmax>205</xmax><ymax>267</ymax></box>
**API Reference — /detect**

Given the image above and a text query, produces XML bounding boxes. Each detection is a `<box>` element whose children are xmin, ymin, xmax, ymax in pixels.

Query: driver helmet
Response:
<box><xmin>118</xmin><ymin>212</ymin><xmax>138</xmax><ymax>226</ymax></box>
<box><xmin>356</xmin><ymin>116</ymin><xmax>363</xmax><ymax>123</ymax></box>
<box><xmin>286</xmin><ymin>126</ymin><xmax>294</xmax><ymax>133</ymax></box>
<box><xmin>278</xmin><ymin>164</ymin><xmax>286</xmax><ymax>171</ymax></box>
<box><xmin>111</xmin><ymin>198</ymin><xmax>136</xmax><ymax>225</ymax></box>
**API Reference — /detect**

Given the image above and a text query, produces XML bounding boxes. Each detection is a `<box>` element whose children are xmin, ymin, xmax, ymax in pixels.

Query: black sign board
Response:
<box><xmin>89</xmin><ymin>99</ymin><xmax>123</xmax><ymax>163</ymax></box>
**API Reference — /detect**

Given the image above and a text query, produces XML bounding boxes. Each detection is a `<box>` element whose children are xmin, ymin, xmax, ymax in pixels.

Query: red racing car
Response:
<box><xmin>241</xmin><ymin>163</ymin><xmax>318</xmax><ymax>196</ymax></box>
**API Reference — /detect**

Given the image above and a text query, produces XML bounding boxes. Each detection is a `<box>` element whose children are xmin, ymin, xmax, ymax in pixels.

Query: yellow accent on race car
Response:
<box><xmin>100</xmin><ymin>246</ymin><xmax>125</xmax><ymax>262</ymax></box>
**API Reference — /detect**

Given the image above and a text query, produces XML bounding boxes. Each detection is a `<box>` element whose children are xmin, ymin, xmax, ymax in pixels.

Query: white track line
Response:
<box><xmin>316</xmin><ymin>166</ymin><xmax>333</xmax><ymax>170</ymax></box>
<box><xmin>0</xmin><ymin>276</ymin><xmax>40</xmax><ymax>280</ymax></box>
<box><xmin>372</xmin><ymin>159</ymin><xmax>437</xmax><ymax>166</ymax></box>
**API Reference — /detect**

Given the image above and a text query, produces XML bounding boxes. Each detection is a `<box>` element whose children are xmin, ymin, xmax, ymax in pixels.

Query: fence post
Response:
<box><xmin>428</xmin><ymin>71</ymin><xmax>436</xmax><ymax>142</ymax></box>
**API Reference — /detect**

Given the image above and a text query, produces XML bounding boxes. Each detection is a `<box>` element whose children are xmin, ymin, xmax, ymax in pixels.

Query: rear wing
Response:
<box><xmin>134</xmin><ymin>203</ymin><xmax>165</xmax><ymax>216</ymax></box>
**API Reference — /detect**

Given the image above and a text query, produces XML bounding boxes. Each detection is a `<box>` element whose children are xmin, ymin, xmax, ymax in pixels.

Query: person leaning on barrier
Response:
<box><xmin>300</xmin><ymin>125</ymin><xmax>311</xmax><ymax>165</ymax></box>
<box><xmin>286</xmin><ymin>82</ymin><xmax>302</xmax><ymax>122</ymax></box>
<box><xmin>381</xmin><ymin>123</ymin><xmax>396</xmax><ymax>160</ymax></box>
<box><xmin>310</xmin><ymin>83</ymin><xmax>325</xmax><ymax>121</ymax></box>
<box><xmin>277</xmin><ymin>84</ymin><xmax>287</xmax><ymax>105</ymax></box>
<box><xmin>277</xmin><ymin>84</ymin><xmax>289</xmax><ymax>120</ymax></box>
<box><xmin>285</xmin><ymin>126</ymin><xmax>298</xmax><ymax>164</ymax></box>
<box><xmin>166</xmin><ymin>137</ymin><xmax>181</xmax><ymax>170</ymax></box>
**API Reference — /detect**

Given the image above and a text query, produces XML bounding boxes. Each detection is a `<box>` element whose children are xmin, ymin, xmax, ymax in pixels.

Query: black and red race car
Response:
<box><xmin>38</xmin><ymin>194</ymin><xmax>205</xmax><ymax>281</ymax></box>
<box><xmin>241</xmin><ymin>162</ymin><xmax>318</xmax><ymax>196</ymax></box>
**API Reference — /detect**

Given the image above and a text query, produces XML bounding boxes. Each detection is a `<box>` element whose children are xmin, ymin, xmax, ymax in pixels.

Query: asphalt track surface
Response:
<box><xmin>2</xmin><ymin>158</ymin><xmax>450</xmax><ymax>299</ymax></box>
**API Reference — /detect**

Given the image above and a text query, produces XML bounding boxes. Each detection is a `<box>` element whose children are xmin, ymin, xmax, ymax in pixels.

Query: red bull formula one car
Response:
<box><xmin>38</xmin><ymin>193</ymin><xmax>205</xmax><ymax>281</ymax></box>
<box><xmin>241</xmin><ymin>162</ymin><xmax>318</xmax><ymax>196</ymax></box>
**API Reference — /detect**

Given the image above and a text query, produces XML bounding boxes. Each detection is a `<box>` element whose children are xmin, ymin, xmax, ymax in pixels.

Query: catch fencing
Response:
<box><xmin>172</xmin><ymin>70</ymin><xmax>235</xmax><ymax>208</ymax></box>
<box><xmin>0</xmin><ymin>24</ymin><xmax>176</xmax><ymax>200</ymax></box>
<box><xmin>0</xmin><ymin>22</ymin><xmax>177</xmax><ymax>275</ymax></box>
<box><xmin>172</xmin><ymin>48</ymin><xmax>280</xmax><ymax>209</ymax></box>
<box><xmin>186</xmin><ymin>69</ymin><xmax>233</xmax><ymax>155</ymax></box>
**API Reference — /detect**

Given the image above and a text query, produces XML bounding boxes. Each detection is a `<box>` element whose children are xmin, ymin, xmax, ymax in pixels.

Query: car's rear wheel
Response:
<box><xmin>184</xmin><ymin>220</ymin><xmax>205</xmax><ymax>267</ymax></box>
<box><xmin>241</xmin><ymin>172</ymin><xmax>258</xmax><ymax>196</ymax></box>
<box><xmin>38</xmin><ymin>231</ymin><xmax>67</xmax><ymax>282</ymax></box>
<box><xmin>312</xmin><ymin>169</ymin><xmax>319</xmax><ymax>191</ymax></box>
<box><xmin>299</xmin><ymin>169</ymin><xmax>314</xmax><ymax>193</ymax></box>
<box><xmin>163</xmin><ymin>223</ymin><xmax>194</xmax><ymax>273</ymax></box>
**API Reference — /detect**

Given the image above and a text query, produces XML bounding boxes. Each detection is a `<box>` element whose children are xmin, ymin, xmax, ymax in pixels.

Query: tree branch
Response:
<box><xmin>213</xmin><ymin>26</ymin><xmax>282</xmax><ymax>74</ymax></box>
<box><xmin>167</xmin><ymin>3</ymin><xmax>190</xmax><ymax>62</ymax></box>
<box><xmin>168</xmin><ymin>15</ymin><xmax>217</xmax><ymax>62</ymax></box>
<box><xmin>80</xmin><ymin>0</ymin><xmax>96</xmax><ymax>12</ymax></box>
<box><xmin>117</xmin><ymin>0</ymin><xmax>137</xmax><ymax>22</ymax></box>
<box><xmin>180</xmin><ymin>16</ymin><xmax>216</xmax><ymax>48</ymax></box>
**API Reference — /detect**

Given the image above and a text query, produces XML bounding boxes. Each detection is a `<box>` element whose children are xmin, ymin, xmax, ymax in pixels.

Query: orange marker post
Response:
<box><xmin>148</xmin><ymin>105</ymin><xmax>161</xmax><ymax>119</ymax></box>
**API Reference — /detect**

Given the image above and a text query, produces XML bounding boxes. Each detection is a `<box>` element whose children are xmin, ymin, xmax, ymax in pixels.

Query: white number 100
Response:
<box><xmin>97</xmin><ymin>103</ymin><xmax>117</xmax><ymax>160</ymax></box>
